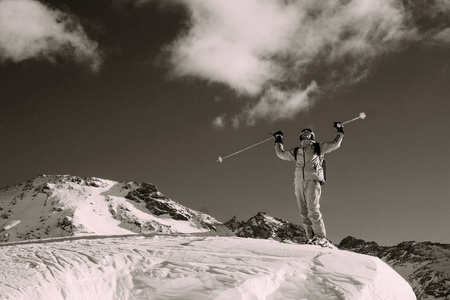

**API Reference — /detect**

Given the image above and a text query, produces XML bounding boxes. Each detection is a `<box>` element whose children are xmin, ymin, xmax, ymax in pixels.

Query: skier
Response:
<box><xmin>272</xmin><ymin>123</ymin><xmax>344</xmax><ymax>247</ymax></box>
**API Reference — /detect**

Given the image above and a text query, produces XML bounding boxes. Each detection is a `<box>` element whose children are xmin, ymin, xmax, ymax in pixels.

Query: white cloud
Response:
<box><xmin>212</xmin><ymin>114</ymin><xmax>227</xmax><ymax>129</ymax></box>
<box><xmin>166</xmin><ymin>0</ymin><xmax>297</xmax><ymax>96</ymax></box>
<box><xmin>237</xmin><ymin>82</ymin><xmax>319</xmax><ymax>127</ymax></box>
<box><xmin>0</xmin><ymin>0</ymin><xmax>102</xmax><ymax>71</ymax></box>
<box><xmin>163</xmin><ymin>0</ymin><xmax>414</xmax><ymax>126</ymax></box>
<box><xmin>434</xmin><ymin>28</ymin><xmax>450</xmax><ymax>43</ymax></box>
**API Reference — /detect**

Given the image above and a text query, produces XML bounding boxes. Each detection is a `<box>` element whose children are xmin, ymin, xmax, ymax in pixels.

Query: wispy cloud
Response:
<box><xmin>159</xmin><ymin>0</ymin><xmax>450</xmax><ymax>127</ymax></box>
<box><xmin>0</xmin><ymin>0</ymin><xmax>102</xmax><ymax>71</ymax></box>
<box><xmin>212</xmin><ymin>114</ymin><xmax>227</xmax><ymax>129</ymax></box>
<box><xmin>434</xmin><ymin>28</ymin><xmax>450</xmax><ymax>43</ymax></box>
<box><xmin>239</xmin><ymin>82</ymin><xmax>319</xmax><ymax>126</ymax></box>
<box><xmin>402</xmin><ymin>0</ymin><xmax>450</xmax><ymax>44</ymax></box>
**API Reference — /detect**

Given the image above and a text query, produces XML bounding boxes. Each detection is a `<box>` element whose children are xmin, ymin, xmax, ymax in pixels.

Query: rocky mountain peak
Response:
<box><xmin>0</xmin><ymin>175</ymin><xmax>222</xmax><ymax>242</ymax></box>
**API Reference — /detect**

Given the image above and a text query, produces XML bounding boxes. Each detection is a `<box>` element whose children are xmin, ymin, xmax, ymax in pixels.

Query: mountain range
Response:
<box><xmin>0</xmin><ymin>174</ymin><xmax>448</xmax><ymax>299</ymax></box>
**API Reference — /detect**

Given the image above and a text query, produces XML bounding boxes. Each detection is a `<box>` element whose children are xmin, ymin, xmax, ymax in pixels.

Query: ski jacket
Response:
<box><xmin>274</xmin><ymin>133</ymin><xmax>344</xmax><ymax>185</ymax></box>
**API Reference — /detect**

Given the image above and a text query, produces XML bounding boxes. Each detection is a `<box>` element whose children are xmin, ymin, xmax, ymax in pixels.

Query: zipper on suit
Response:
<box><xmin>302</xmin><ymin>148</ymin><xmax>306</xmax><ymax>180</ymax></box>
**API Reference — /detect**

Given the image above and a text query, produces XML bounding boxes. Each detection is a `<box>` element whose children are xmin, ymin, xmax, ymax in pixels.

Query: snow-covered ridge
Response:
<box><xmin>0</xmin><ymin>235</ymin><xmax>416</xmax><ymax>300</ymax></box>
<box><xmin>0</xmin><ymin>175</ymin><xmax>223</xmax><ymax>242</ymax></box>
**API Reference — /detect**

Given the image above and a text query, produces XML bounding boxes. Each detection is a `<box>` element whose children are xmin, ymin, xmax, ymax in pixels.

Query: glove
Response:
<box><xmin>272</xmin><ymin>130</ymin><xmax>284</xmax><ymax>144</ymax></box>
<box><xmin>333</xmin><ymin>122</ymin><xmax>344</xmax><ymax>134</ymax></box>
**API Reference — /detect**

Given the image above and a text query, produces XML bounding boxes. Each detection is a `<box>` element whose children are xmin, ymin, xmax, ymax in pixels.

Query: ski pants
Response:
<box><xmin>294</xmin><ymin>180</ymin><xmax>326</xmax><ymax>239</ymax></box>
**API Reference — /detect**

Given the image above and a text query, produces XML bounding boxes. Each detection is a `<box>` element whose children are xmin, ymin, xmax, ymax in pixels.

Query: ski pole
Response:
<box><xmin>217</xmin><ymin>134</ymin><xmax>273</xmax><ymax>162</ymax></box>
<box><xmin>341</xmin><ymin>112</ymin><xmax>367</xmax><ymax>125</ymax></box>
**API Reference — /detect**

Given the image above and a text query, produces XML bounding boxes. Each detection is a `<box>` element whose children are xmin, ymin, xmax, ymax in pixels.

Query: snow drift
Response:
<box><xmin>0</xmin><ymin>235</ymin><xmax>416</xmax><ymax>300</ymax></box>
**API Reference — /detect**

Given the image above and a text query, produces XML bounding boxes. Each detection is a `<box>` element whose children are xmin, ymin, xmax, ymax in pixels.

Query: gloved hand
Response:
<box><xmin>272</xmin><ymin>130</ymin><xmax>284</xmax><ymax>144</ymax></box>
<box><xmin>333</xmin><ymin>122</ymin><xmax>344</xmax><ymax>134</ymax></box>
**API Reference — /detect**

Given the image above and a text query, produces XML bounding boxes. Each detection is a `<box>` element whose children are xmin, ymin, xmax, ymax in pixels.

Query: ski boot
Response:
<box><xmin>307</xmin><ymin>237</ymin><xmax>335</xmax><ymax>249</ymax></box>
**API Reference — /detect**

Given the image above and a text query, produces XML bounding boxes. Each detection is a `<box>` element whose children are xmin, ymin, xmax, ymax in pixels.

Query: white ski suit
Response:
<box><xmin>275</xmin><ymin>132</ymin><xmax>344</xmax><ymax>239</ymax></box>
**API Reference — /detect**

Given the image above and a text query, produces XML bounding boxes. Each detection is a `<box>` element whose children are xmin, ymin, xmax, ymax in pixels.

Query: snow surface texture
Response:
<box><xmin>0</xmin><ymin>235</ymin><xmax>416</xmax><ymax>300</ymax></box>
<box><xmin>0</xmin><ymin>175</ymin><xmax>222</xmax><ymax>242</ymax></box>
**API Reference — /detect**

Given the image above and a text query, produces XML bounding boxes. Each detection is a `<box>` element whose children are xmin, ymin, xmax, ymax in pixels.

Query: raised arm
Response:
<box><xmin>320</xmin><ymin>122</ymin><xmax>345</xmax><ymax>155</ymax></box>
<box><xmin>273</xmin><ymin>130</ymin><xmax>295</xmax><ymax>161</ymax></box>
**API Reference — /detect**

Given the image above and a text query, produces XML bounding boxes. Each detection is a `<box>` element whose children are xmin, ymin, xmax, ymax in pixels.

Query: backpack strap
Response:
<box><xmin>313</xmin><ymin>142</ymin><xmax>321</xmax><ymax>156</ymax></box>
<box><xmin>294</xmin><ymin>147</ymin><xmax>300</xmax><ymax>161</ymax></box>
<box><xmin>314</xmin><ymin>142</ymin><xmax>326</xmax><ymax>184</ymax></box>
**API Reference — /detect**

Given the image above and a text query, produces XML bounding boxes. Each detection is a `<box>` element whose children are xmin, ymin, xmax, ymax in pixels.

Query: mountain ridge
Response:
<box><xmin>0</xmin><ymin>174</ymin><xmax>225</xmax><ymax>242</ymax></box>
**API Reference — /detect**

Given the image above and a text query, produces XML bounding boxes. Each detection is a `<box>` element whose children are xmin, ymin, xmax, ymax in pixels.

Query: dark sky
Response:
<box><xmin>1</xmin><ymin>0</ymin><xmax>450</xmax><ymax>245</ymax></box>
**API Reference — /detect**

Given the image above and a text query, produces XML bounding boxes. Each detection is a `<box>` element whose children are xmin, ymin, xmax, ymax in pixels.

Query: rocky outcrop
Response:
<box><xmin>224</xmin><ymin>212</ymin><xmax>307</xmax><ymax>244</ymax></box>
<box><xmin>340</xmin><ymin>236</ymin><xmax>450</xmax><ymax>300</ymax></box>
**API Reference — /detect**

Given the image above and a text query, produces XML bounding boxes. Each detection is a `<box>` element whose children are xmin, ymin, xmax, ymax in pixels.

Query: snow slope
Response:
<box><xmin>0</xmin><ymin>235</ymin><xmax>416</xmax><ymax>300</ymax></box>
<box><xmin>0</xmin><ymin>175</ymin><xmax>222</xmax><ymax>242</ymax></box>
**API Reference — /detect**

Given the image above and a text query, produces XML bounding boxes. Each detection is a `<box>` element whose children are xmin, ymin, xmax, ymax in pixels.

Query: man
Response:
<box><xmin>273</xmin><ymin>123</ymin><xmax>344</xmax><ymax>247</ymax></box>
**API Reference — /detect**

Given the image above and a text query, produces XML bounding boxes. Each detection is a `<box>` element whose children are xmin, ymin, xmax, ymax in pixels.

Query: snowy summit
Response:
<box><xmin>0</xmin><ymin>175</ymin><xmax>222</xmax><ymax>242</ymax></box>
<box><xmin>0</xmin><ymin>175</ymin><xmax>416</xmax><ymax>299</ymax></box>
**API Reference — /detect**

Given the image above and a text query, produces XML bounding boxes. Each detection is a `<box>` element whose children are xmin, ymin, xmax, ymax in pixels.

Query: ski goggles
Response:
<box><xmin>300</xmin><ymin>129</ymin><xmax>313</xmax><ymax>134</ymax></box>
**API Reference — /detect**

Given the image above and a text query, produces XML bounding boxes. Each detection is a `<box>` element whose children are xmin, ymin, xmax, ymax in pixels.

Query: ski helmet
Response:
<box><xmin>299</xmin><ymin>128</ymin><xmax>315</xmax><ymax>141</ymax></box>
